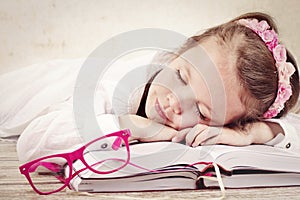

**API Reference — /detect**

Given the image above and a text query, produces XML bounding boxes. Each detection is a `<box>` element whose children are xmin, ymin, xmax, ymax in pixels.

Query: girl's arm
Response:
<box><xmin>118</xmin><ymin>115</ymin><xmax>178</xmax><ymax>142</ymax></box>
<box><xmin>215</xmin><ymin>122</ymin><xmax>282</xmax><ymax>146</ymax></box>
<box><xmin>172</xmin><ymin>113</ymin><xmax>300</xmax><ymax>150</ymax></box>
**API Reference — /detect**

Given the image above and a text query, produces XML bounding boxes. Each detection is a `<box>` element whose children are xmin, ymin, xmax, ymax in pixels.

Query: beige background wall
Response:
<box><xmin>0</xmin><ymin>0</ymin><xmax>299</xmax><ymax>74</ymax></box>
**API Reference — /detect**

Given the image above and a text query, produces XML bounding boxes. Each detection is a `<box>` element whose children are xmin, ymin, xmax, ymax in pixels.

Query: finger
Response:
<box><xmin>191</xmin><ymin>129</ymin><xmax>210</xmax><ymax>147</ymax></box>
<box><xmin>172</xmin><ymin>128</ymin><xmax>191</xmax><ymax>143</ymax></box>
<box><xmin>192</xmin><ymin>127</ymin><xmax>221</xmax><ymax>147</ymax></box>
<box><xmin>185</xmin><ymin>125</ymin><xmax>207</xmax><ymax>146</ymax></box>
<box><xmin>201</xmin><ymin>134</ymin><xmax>221</xmax><ymax>145</ymax></box>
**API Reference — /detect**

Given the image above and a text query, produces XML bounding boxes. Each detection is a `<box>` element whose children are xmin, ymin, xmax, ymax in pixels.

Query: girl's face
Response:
<box><xmin>145</xmin><ymin>38</ymin><xmax>246</xmax><ymax>130</ymax></box>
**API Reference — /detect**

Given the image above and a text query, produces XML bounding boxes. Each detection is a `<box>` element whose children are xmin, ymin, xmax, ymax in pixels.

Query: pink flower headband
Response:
<box><xmin>238</xmin><ymin>18</ymin><xmax>296</xmax><ymax>119</ymax></box>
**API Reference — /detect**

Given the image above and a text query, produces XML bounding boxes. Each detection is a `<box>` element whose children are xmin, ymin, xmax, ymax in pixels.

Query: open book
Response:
<box><xmin>68</xmin><ymin>142</ymin><xmax>300</xmax><ymax>192</ymax></box>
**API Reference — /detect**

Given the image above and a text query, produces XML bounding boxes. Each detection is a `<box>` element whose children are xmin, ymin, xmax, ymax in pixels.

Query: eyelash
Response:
<box><xmin>176</xmin><ymin>70</ymin><xmax>187</xmax><ymax>84</ymax></box>
<box><xmin>195</xmin><ymin>104</ymin><xmax>206</xmax><ymax>120</ymax></box>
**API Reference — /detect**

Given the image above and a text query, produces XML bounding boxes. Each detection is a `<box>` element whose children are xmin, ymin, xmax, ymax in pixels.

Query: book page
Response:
<box><xmin>213</xmin><ymin>145</ymin><xmax>300</xmax><ymax>172</ymax></box>
<box><xmin>74</xmin><ymin>142</ymin><xmax>216</xmax><ymax>178</ymax></box>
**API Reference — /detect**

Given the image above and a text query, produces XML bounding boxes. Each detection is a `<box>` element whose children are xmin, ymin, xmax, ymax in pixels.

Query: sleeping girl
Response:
<box><xmin>0</xmin><ymin>12</ymin><xmax>299</xmax><ymax>162</ymax></box>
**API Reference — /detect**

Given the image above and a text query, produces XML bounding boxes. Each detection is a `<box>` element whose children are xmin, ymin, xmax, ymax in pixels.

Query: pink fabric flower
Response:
<box><xmin>273</xmin><ymin>45</ymin><xmax>287</xmax><ymax>62</ymax></box>
<box><xmin>277</xmin><ymin>83</ymin><xmax>292</xmax><ymax>103</ymax></box>
<box><xmin>256</xmin><ymin>20</ymin><xmax>270</xmax><ymax>33</ymax></box>
<box><xmin>277</xmin><ymin>62</ymin><xmax>296</xmax><ymax>85</ymax></box>
<box><xmin>263</xmin><ymin>109</ymin><xmax>278</xmax><ymax>119</ymax></box>
<box><xmin>238</xmin><ymin>19</ymin><xmax>250</xmax><ymax>27</ymax></box>
<box><xmin>247</xmin><ymin>19</ymin><xmax>259</xmax><ymax>32</ymax></box>
<box><xmin>261</xmin><ymin>29</ymin><xmax>277</xmax><ymax>43</ymax></box>
<box><xmin>266</xmin><ymin>37</ymin><xmax>278</xmax><ymax>51</ymax></box>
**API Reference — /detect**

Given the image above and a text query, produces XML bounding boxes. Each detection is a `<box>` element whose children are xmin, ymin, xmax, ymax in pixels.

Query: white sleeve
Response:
<box><xmin>16</xmin><ymin>100</ymin><xmax>121</xmax><ymax>163</ymax></box>
<box><xmin>0</xmin><ymin>59</ymin><xmax>83</xmax><ymax>138</ymax></box>
<box><xmin>264</xmin><ymin>113</ymin><xmax>300</xmax><ymax>151</ymax></box>
<box><xmin>16</xmin><ymin>103</ymin><xmax>83</xmax><ymax>162</ymax></box>
<box><xmin>16</xmin><ymin>84</ymin><xmax>121</xmax><ymax>163</ymax></box>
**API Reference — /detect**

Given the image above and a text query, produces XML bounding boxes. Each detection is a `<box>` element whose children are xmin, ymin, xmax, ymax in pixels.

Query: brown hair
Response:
<box><xmin>157</xmin><ymin>12</ymin><xmax>300</xmax><ymax>127</ymax></box>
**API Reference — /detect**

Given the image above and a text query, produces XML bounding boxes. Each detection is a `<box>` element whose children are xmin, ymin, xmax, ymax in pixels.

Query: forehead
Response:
<box><xmin>179</xmin><ymin>42</ymin><xmax>246</xmax><ymax>125</ymax></box>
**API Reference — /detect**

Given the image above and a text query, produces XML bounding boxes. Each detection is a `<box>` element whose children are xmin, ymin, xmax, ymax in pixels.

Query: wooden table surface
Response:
<box><xmin>1</xmin><ymin>140</ymin><xmax>300</xmax><ymax>200</ymax></box>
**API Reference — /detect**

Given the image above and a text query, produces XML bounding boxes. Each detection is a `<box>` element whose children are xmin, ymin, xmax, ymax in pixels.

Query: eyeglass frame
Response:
<box><xmin>19</xmin><ymin>129</ymin><xmax>131</xmax><ymax>195</ymax></box>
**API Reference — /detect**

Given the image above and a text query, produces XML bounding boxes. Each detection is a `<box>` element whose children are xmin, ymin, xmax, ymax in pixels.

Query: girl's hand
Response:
<box><xmin>171</xmin><ymin>124</ymin><xmax>242</xmax><ymax>147</ymax></box>
<box><xmin>119</xmin><ymin>115</ymin><xmax>178</xmax><ymax>142</ymax></box>
<box><xmin>172</xmin><ymin>122</ymin><xmax>282</xmax><ymax>147</ymax></box>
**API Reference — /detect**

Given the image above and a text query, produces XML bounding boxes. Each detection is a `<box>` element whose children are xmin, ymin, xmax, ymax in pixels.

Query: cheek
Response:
<box><xmin>174</xmin><ymin>112</ymin><xmax>201</xmax><ymax>130</ymax></box>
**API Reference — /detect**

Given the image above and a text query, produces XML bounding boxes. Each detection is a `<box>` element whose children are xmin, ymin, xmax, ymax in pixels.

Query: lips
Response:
<box><xmin>155</xmin><ymin>98</ymin><xmax>168</xmax><ymax>121</ymax></box>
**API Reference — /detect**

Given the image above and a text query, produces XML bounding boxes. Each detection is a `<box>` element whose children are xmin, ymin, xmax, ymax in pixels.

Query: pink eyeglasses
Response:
<box><xmin>19</xmin><ymin>129</ymin><xmax>131</xmax><ymax>195</ymax></box>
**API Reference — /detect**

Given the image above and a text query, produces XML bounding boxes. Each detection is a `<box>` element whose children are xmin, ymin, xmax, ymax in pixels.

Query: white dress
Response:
<box><xmin>0</xmin><ymin>55</ymin><xmax>299</xmax><ymax>163</ymax></box>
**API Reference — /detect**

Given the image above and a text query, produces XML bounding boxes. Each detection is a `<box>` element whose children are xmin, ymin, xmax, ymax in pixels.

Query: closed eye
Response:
<box><xmin>176</xmin><ymin>69</ymin><xmax>187</xmax><ymax>85</ymax></box>
<box><xmin>195</xmin><ymin>104</ymin><xmax>207</xmax><ymax>121</ymax></box>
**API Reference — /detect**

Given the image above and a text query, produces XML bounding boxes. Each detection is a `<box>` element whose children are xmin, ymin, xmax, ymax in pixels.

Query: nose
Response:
<box><xmin>166</xmin><ymin>93</ymin><xmax>182</xmax><ymax>114</ymax></box>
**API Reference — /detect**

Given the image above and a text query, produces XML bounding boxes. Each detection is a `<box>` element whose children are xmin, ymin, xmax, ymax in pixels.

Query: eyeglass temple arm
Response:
<box><xmin>28</xmin><ymin>161</ymin><xmax>66</xmax><ymax>183</ymax></box>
